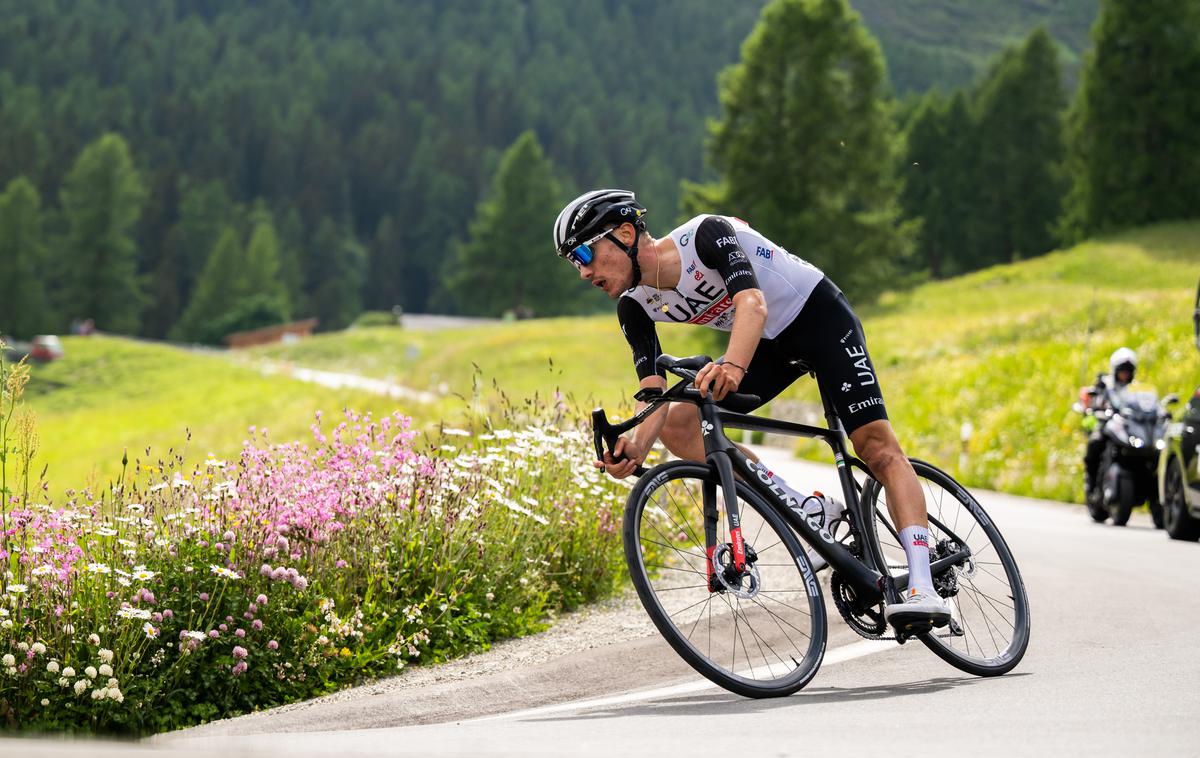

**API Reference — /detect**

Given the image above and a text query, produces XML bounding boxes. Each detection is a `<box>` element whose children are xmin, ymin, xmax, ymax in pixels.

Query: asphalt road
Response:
<box><xmin>7</xmin><ymin>453</ymin><xmax>1199</xmax><ymax>757</ymax></box>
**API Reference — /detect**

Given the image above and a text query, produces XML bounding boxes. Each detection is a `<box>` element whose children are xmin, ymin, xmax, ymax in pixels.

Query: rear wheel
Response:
<box><xmin>624</xmin><ymin>461</ymin><xmax>827</xmax><ymax>698</ymax></box>
<box><xmin>1163</xmin><ymin>457</ymin><xmax>1200</xmax><ymax>541</ymax></box>
<box><xmin>863</xmin><ymin>460</ymin><xmax>1030</xmax><ymax>677</ymax></box>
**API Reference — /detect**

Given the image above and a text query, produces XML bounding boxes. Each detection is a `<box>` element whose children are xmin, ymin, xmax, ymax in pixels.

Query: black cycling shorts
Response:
<box><xmin>718</xmin><ymin>276</ymin><xmax>888</xmax><ymax>435</ymax></box>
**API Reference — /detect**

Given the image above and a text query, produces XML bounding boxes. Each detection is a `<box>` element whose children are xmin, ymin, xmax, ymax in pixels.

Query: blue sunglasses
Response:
<box><xmin>561</xmin><ymin>230</ymin><xmax>610</xmax><ymax>270</ymax></box>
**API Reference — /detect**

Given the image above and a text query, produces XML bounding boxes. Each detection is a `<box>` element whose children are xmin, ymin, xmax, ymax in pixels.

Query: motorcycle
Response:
<box><xmin>1078</xmin><ymin>383</ymin><xmax>1172</xmax><ymax>527</ymax></box>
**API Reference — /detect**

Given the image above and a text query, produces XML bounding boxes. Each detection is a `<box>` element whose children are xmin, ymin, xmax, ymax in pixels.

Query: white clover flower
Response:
<box><xmin>91</xmin><ymin>688</ymin><xmax>103</xmax><ymax>700</ymax></box>
<box><xmin>40</xmin><ymin>698</ymin><xmax>49</xmax><ymax>706</ymax></box>
<box><xmin>1</xmin><ymin>654</ymin><xmax>14</xmax><ymax>667</ymax></box>
<box><xmin>84</xmin><ymin>666</ymin><xmax>97</xmax><ymax>679</ymax></box>
<box><xmin>58</xmin><ymin>677</ymin><xmax>70</xmax><ymax>687</ymax></box>
<box><xmin>17</xmin><ymin>642</ymin><xmax>29</xmax><ymax>652</ymax></box>
<box><xmin>62</xmin><ymin>666</ymin><xmax>75</xmax><ymax>678</ymax></box>
<box><xmin>98</xmin><ymin>664</ymin><xmax>113</xmax><ymax>677</ymax></box>
<box><xmin>31</xmin><ymin>642</ymin><xmax>45</xmax><ymax>655</ymax></box>
<box><xmin>98</xmin><ymin>648</ymin><xmax>113</xmax><ymax>663</ymax></box>
<box><xmin>107</xmin><ymin>677</ymin><xmax>118</xmax><ymax>688</ymax></box>
<box><xmin>88</xmin><ymin>634</ymin><xmax>100</xmax><ymax>646</ymax></box>
<box><xmin>5</xmin><ymin>584</ymin><xmax>28</xmax><ymax>595</ymax></box>
<box><xmin>73</xmin><ymin>680</ymin><xmax>87</xmax><ymax>696</ymax></box>
<box><xmin>5</xmin><ymin>667</ymin><xmax>15</xmax><ymax>676</ymax></box>
<box><xmin>47</xmin><ymin>661</ymin><xmax>59</xmax><ymax>674</ymax></box>
<box><xmin>108</xmin><ymin>687</ymin><xmax>124</xmax><ymax>702</ymax></box>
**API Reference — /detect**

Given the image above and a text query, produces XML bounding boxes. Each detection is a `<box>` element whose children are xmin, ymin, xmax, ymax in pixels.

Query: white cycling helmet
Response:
<box><xmin>1109</xmin><ymin>347</ymin><xmax>1137</xmax><ymax>380</ymax></box>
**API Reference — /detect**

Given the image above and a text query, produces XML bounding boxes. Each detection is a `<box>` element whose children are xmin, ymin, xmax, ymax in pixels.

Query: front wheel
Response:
<box><xmin>1163</xmin><ymin>457</ymin><xmax>1200</xmax><ymax>541</ymax></box>
<box><xmin>863</xmin><ymin>459</ymin><xmax>1030</xmax><ymax>677</ymax></box>
<box><xmin>624</xmin><ymin>461</ymin><xmax>827</xmax><ymax>698</ymax></box>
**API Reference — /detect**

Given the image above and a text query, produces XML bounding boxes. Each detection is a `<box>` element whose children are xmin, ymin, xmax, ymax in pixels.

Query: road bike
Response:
<box><xmin>591</xmin><ymin>354</ymin><xmax>1030</xmax><ymax>698</ymax></box>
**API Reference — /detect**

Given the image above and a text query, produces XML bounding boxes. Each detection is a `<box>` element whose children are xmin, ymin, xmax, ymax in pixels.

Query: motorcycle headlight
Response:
<box><xmin>1156</xmin><ymin>439</ymin><xmax>1166</xmax><ymax>451</ymax></box>
<box><xmin>1129</xmin><ymin>436</ymin><xmax>1145</xmax><ymax>449</ymax></box>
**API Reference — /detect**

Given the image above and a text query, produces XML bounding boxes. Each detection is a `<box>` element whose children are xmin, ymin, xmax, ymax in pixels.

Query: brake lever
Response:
<box><xmin>591</xmin><ymin>408</ymin><xmax>647</xmax><ymax>477</ymax></box>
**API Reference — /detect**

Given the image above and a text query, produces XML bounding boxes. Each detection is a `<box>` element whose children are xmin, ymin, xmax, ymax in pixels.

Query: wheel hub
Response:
<box><xmin>709</xmin><ymin>543</ymin><xmax>761</xmax><ymax>599</ymax></box>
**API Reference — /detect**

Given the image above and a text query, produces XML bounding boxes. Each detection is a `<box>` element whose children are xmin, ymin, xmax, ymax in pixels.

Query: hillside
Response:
<box><xmin>251</xmin><ymin>222</ymin><xmax>1200</xmax><ymax>503</ymax></box>
<box><xmin>854</xmin><ymin>0</ymin><xmax>1098</xmax><ymax>93</ymax></box>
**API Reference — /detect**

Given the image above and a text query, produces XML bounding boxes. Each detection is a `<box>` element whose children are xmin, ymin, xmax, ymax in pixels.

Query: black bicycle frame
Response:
<box><xmin>593</xmin><ymin>360</ymin><xmax>975</xmax><ymax>609</ymax></box>
<box><xmin>698</xmin><ymin>392</ymin><xmax>890</xmax><ymax>606</ymax></box>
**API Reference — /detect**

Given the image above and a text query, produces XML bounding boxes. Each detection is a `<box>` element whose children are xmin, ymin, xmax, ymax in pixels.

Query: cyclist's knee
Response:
<box><xmin>851</xmin><ymin>422</ymin><xmax>907</xmax><ymax>476</ymax></box>
<box><xmin>661</xmin><ymin>404</ymin><xmax>700</xmax><ymax>454</ymax></box>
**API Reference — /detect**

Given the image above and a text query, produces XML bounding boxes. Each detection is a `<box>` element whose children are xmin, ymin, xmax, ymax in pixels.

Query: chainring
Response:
<box><xmin>831</xmin><ymin>571</ymin><xmax>890</xmax><ymax>640</ymax></box>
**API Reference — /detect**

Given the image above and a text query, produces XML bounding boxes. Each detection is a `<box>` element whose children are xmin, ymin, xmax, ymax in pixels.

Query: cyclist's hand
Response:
<box><xmin>695</xmin><ymin>361</ymin><xmax>745</xmax><ymax>402</ymax></box>
<box><xmin>595</xmin><ymin>436</ymin><xmax>643</xmax><ymax>479</ymax></box>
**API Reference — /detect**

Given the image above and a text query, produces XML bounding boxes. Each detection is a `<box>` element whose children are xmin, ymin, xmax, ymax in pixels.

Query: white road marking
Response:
<box><xmin>475</xmin><ymin>639</ymin><xmax>894</xmax><ymax>722</ymax></box>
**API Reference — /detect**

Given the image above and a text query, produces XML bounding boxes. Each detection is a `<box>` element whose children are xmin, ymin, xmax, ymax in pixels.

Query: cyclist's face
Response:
<box><xmin>575</xmin><ymin>224</ymin><xmax>636</xmax><ymax>298</ymax></box>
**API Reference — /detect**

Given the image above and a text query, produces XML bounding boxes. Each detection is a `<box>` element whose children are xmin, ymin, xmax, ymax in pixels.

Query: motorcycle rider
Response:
<box><xmin>1083</xmin><ymin>347</ymin><xmax>1138</xmax><ymax>494</ymax></box>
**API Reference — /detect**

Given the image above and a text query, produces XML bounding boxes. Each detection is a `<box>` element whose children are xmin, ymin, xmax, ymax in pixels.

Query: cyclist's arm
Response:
<box><xmin>602</xmin><ymin>299</ymin><xmax>670</xmax><ymax>477</ymax></box>
<box><xmin>694</xmin><ymin>217</ymin><xmax>767</xmax><ymax>398</ymax></box>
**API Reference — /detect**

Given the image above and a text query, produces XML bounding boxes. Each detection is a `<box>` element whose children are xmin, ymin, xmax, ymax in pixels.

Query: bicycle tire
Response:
<box><xmin>624</xmin><ymin>460</ymin><xmax>827</xmax><ymax>698</ymax></box>
<box><xmin>863</xmin><ymin>459</ymin><xmax>1030</xmax><ymax>677</ymax></box>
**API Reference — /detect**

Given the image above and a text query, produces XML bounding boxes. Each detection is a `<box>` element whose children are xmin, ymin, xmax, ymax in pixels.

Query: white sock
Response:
<box><xmin>898</xmin><ymin>525</ymin><xmax>934</xmax><ymax>594</ymax></box>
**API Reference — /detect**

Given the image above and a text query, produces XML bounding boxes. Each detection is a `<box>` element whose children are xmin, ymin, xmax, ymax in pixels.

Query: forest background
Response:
<box><xmin>8</xmin><ymin>0</ymin><xmax>1194</xmax><ymax>345</ymax></box>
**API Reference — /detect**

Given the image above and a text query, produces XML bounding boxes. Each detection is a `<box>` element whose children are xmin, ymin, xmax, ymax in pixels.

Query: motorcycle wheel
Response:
<box><xmin>1085</xmin><ymin>484</ymin><xmax>1108</xmax><ymax>523</ymax></box>
<box><xmin>1110</xmin><ymin>475</ymin><xmax>1136</xmax><ymax>527</ymax></box>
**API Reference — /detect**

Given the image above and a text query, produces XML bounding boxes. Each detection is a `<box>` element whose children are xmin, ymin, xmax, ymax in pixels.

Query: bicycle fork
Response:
<box><xmin>702</xmin><ymin>452</ymin><xmax>748</xmax><ymax>589</ymax></box>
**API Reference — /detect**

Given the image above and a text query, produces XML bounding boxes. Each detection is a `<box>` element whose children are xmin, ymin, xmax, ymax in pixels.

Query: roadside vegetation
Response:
<box><xmin>1</xmin><ymin>354</ymin><xmax>629</xmax><ymax>734</ymax></box>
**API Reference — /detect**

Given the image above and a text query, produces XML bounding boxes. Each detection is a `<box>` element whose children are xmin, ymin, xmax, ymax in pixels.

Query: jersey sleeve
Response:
<box><xmin>695</xmin><ymin>216</ymin><xmax>760</xmax><ymax>297</ymax></box>
<box><xmin>617</xmin><ymin>296</ymin><xmax>665</xmax><ymax>380</ymax></box>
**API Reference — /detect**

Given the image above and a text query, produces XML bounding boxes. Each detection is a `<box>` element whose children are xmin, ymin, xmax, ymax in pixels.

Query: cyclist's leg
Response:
<box><xmin>786</xmin><ymin>279</ymin><xmax>946</xmax><ymax>617</ymax></box>
<box><xmin>657</xmin><ymin>339</ymin><xmax>804</xmax><ymax>462</ymax></box>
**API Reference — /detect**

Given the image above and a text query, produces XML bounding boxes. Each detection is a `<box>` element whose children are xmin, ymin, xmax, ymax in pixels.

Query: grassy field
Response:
<box><xmin>781</xmin><ymin>222</ymin><xmax>1199</xmax><ymax>501</ymax></box>
<box><xmin>250</xmin><ymin>221</ymin><xmax>1200</xmax><ymax>503</ymax></box>
<box><xmin>12</xmin><ymin>222</ymin><xmax>1198</xmax><ymax>503</ymax></box>
<box><xmin>16</xmin><ymin>338</ymin><xmax>405</xmax><ymax>491</ymax></box>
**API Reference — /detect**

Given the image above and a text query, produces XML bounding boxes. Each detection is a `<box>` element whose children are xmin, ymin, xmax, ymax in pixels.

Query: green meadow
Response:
<box><xmin>18</xmin><ymin>338</ymin><xmax>403</xmax><ymax>491</ymax></box>
<box><xmin>14</xmin><ymin>222</ymin><xmax>1199</xmax><ymax>503</ymax></box>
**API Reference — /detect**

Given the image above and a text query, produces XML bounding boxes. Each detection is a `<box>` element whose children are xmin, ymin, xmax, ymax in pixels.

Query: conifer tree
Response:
<box><xmin>1061</xmin><ymin>0</ymin><xmax>1200</xmax><ymax>237</ymax></box>
<box><xmin>171</xmin><ymin>226</ymin><xmax>243</xmax><ymax>343</ymax></box>
<box><xmin>972</xmin><ymin>27</ymin><xmax>1066</xmax><ymax>263</ymax></box>
<box><xmin>448</xmin><ymin>131</ymin><xmax>584</xmax><ymax>317</ymax></box>
<box><xmin>0</xmin><ymin>177</ymin><xmax>52</xmax><ymax>337</ymax></box>
<box><xmin>308</xmin><ymin>218</ymin><xmax>367</xmax><ymax>331</ymax></box>
<box><xmin>58</xmin><ymin>134</ymin><xmax>147</xmax><ymax>334</ymax></box>
<box><xmin>682</xmin><ymin>0</ymin><xmax>913</xmax><ymax>301</ymax></box>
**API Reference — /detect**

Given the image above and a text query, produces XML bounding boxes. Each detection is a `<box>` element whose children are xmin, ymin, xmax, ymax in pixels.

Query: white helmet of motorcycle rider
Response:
<box><xmin>1109</xmin><ymin>347</ymin><xmax>1137</xmax><ymax>386</ymax></box>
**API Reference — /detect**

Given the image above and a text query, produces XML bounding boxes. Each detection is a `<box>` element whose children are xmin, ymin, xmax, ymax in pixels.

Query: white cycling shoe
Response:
<box><xmin>802</xmin><ymin>492</ymin><xmax>845</xmax><ymax>572</ymax></box>
<box><xmin>884</xmin><ymin>586</ymin><xmax>952</xmax><ymax>631</ymax></box>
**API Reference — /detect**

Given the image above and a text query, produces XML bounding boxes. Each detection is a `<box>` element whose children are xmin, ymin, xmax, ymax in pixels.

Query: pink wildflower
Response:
<box><xmin>256</xmin><ymin>594</ymin><xmax>268</xmax><ymax>605</ymax></box>
<box><xmin>252</xmin><ymin>620</ymin><xmax>263</xmax><ymax>631</ymax></box>
<box><xmin>231</xmin><ymin>661</ymin><xmax>247</xmax><ymax>676</ymax></box>
<box><xmin>232</xmin><ymin>646</ymin><xmax>248</xmax><ymax>659</ymax></box>
<box><xmin>267</xmin><ymin>640</ymin><xmax>279</xmax><ymax>650</ymax></box>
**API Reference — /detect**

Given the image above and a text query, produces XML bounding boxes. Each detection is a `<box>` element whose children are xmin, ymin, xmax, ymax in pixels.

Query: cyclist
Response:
<box><xmin>1083</xmin><ymin>347</ymin><xmax>1138</xmax><ymax>495</ymax></box>
<box><xmin>554</xmin><ymin>189</ymin><xmax>950</xmax><ymax>629</ymax></box>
